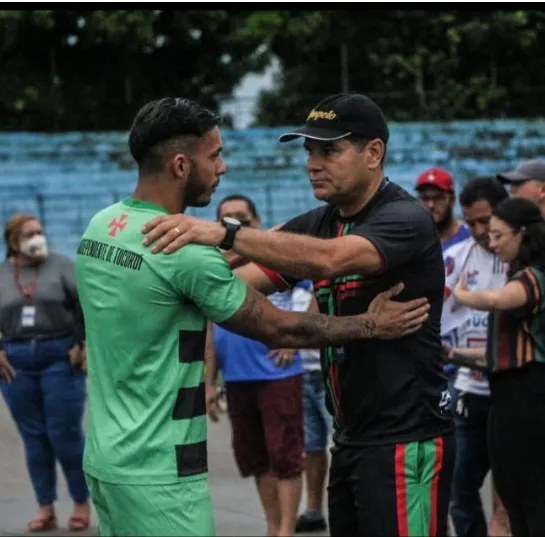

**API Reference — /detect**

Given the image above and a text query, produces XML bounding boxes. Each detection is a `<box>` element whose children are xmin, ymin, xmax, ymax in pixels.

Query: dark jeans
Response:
<box><xmin>0</xmin><ymin>337</ymin><xmax>88</xmax><ymax>505</ymax></box>
<box><xmin>449</xmin><ymin>391</ymin><xmax>491</xmax><ymax>537</ymax></box>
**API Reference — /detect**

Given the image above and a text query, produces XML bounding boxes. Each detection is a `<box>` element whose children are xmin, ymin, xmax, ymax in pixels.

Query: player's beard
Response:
<box><xmin>183</xmin><ymin>160</ymin><xmax>212</xmax><ymax>209</ymax></box>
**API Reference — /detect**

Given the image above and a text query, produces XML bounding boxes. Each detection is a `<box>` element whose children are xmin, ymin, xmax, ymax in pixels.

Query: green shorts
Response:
<box><xmin>85</xmin><ymin>473</ymin><xmax>215</xmax><ymax>536</ymax></box>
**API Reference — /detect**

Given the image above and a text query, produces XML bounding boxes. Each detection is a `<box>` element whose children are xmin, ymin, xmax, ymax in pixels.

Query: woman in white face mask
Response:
<box><xmin>0</xmin><ymin>214</ymin><xmax>90</xmax><ymax>532</ymax></box>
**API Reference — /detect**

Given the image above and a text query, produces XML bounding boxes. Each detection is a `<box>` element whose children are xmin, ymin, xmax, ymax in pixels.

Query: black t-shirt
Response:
<box><xmin>281</xmin><ymin>181</ymin><xmax>453</xmax><ymax>446</ymax></box>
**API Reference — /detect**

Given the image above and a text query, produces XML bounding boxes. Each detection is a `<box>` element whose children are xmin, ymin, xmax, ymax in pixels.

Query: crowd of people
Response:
<box><xmin>0</xmin><ymin>92</ymin><xmax>544</xmax><ymax>537</ymax></box>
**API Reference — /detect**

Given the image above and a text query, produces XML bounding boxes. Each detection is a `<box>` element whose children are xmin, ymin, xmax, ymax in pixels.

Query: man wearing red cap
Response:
<box><xmin>416</xmin><ymin>167</ymin><xmax>471</xmax><ymax>382</ymax></box>
<box><xmin>415</xmin><ymin>168</ymin><xmax>470</xmax><ymax>251</ymax></box>
<box><xmin>416</xmin><ymin>168</ymin><xmax>471</xmax><ymax>450</ymax></box>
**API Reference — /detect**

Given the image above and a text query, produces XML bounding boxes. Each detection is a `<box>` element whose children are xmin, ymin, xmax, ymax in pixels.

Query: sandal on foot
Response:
<box><xmin>68</xmin><ymin>514</ymin><xmax>90</xmax><ymax>531</ymax></box>
<box><xmin>28</xmin><ymin>515</ymin><xmax>57</xmax><ymax>532</ymax></box>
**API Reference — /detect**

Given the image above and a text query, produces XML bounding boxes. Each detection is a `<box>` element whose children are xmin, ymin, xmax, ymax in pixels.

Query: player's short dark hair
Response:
<box><xmin>459</xmin><ymin>176</ymin><xmax>508</xmax><ymax>209</ymax></box>
<box><xmin>216</xmin><ymin>194</ymin><xmax>259</xmax><ymax>220</ymax></box>
<box><xmin>128</xmin><ymin>97</ymin><xmax>221</xmax><ymax>174</ymax></box>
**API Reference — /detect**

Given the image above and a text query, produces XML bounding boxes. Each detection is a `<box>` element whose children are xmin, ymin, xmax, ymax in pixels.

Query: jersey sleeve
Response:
<box><xmin>351</xmin><ymin>201</ymin><xmax>436</xmax><ymax>272</ymax></box>
<box><xmin>509</xmin><ymin>267</ymin><xmax>545</xmax><ymax>319</ymax></box>
<box><xmin>171</xmin><ymin>245</ymin><xmax>248</xmax><ymax>324</ymax></box>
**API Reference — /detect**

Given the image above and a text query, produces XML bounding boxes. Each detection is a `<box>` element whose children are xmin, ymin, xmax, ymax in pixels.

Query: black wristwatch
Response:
<box><xmin>219</xmin><ymin>216</ymin><xmax>242</xmax><ymax>250</ymax></box>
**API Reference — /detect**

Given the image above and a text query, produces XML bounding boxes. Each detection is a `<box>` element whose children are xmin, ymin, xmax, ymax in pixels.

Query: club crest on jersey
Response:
<box><xmin>466</xmin><ymin>269</ymin><xmax>479</xmax><ymax>286</ymax></box>
<box><xmin>444</xmin><ymin>256</ymin><xmax>455</xmax><ymax>276</ymax></box>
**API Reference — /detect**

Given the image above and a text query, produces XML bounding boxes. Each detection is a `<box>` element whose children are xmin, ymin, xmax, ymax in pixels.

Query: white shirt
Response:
<box><xmin>442</xmin><ymin>237</ymin><xmax>508</xmax><ymax>396</ymax></box>
<box><xmin>291</xmin><ymin>286</ymin><xmax>321</xmax><ymax>371</ymax></box>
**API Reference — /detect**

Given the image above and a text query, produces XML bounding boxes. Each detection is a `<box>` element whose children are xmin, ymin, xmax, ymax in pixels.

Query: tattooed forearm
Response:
<box><xmin>219</xmin><ymin>285</ymin><xmax>268</xmax><ymax>339</ymax></box>
<box><xmin>274</xmin><ymin>312</ymin><xmax>376</xmax><ymax>348</ymax></box>
<box><xmin>220</xmin><ymin>285</ymin><xmax>376</xmax><ymax>348</ymax></box>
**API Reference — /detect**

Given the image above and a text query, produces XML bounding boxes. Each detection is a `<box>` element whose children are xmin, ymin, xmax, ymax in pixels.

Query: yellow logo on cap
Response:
<box><xmin>307</xmin><ymin>109</ymin><xmax>337</xmax><ymax>121</ymax></box>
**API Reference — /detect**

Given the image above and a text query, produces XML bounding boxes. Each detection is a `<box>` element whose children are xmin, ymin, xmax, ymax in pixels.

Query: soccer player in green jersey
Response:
<box><xmin>75</xmin><ymin>97</ymin><xmax>430</xmax><ymax>537</ymax></box>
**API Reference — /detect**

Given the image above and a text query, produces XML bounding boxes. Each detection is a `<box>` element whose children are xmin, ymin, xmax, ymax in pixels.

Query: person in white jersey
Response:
<box><xmin>442</xmin><ymin>177</ymin><xmax>511</xmax><ymax>537</ymax></box>
<box><xmin>290</xmin><ymin>285</ymin><xmax>333</xmax><ymax>533</ymax></box>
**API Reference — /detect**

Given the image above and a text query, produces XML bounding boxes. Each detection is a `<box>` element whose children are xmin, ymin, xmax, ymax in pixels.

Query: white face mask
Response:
<box><xmin>19</xmin><ymin>234</ymin><xmax>48</xmax><ymax>259</ymax></box>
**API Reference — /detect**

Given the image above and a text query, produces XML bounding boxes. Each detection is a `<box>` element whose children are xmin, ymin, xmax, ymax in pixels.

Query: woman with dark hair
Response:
<box><xmin>451</xmin><ymin>197</ymin><xmax>545</xmax><ymax>537</ymax></box>
<box><xmin>0</xmin><ymin>214</ymin><xmax>90</xmax><ymax>532</ymax></box>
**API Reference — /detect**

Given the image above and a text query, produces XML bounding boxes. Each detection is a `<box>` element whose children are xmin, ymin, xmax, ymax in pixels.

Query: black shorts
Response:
<box><xmin>328</xmin><ymin>433</ymin><xmax>455</xmax><ymax>537</ymax></box>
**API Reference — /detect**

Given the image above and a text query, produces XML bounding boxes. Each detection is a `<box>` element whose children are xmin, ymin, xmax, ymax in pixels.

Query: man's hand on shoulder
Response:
<box><xmin>142</xmin><ymin>213</ymin><xmax>286</xmax><ymax>257</ymax></box>
<box><xmin>365</xmin><ymin>282</ymin><xmax>431</xmax><ymax>339</ymax></box>
<box><xmin>141</xmin><ymin>214</ymin><xmax>225</xmax><ymax>254</ymax></box>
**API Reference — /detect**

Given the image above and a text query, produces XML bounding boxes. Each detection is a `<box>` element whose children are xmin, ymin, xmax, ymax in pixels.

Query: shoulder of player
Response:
<box><xmin>86</xmin><ymin>202</ymin><xmax>168</xmax><ymax>230</ymax></box>
<box><xmin>81</xmin><ymin>202</ymin><xmax>123</xmax><ymax>235</ymax></box>
<box><xmin>153</xmin><ymin>243</ymin><xmax>227</xmax><ymax>269</ymax></box>
<box><xmin>82</xmin><ymin>203</ymin><xmax>169</xmax><ymax>247</ymax></box>
<box><xmin>141</xmin><ymin>244</ymin><xmax>230</xmax><ymax>288</ymax></box>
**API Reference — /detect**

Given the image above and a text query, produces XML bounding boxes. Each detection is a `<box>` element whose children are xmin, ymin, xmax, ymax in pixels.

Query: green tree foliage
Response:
<box><xmin>253</xmin><ymin>10</ymin><xmax>545</xmax><ymax>125</ymax></box>
<box><xmin>2</xmin><ymin>10</ymin><xmax>545</xmax><ymax>131</ymax></box>
<box><xmin>0</xmin><ymin>10</ymin><xmax>270</xmax><ymax>130</ymax></box>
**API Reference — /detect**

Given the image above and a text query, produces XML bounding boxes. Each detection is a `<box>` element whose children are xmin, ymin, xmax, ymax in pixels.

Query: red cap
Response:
<box><xmin>415</xmin><ymin>168</ymin><xmax>455</xmax><ymax>192</ymax></box>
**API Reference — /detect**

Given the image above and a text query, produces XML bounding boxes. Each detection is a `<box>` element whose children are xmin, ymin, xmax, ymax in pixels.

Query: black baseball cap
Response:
<box><xmin>278</xmin><ymin>93</ymin><xmax>389</xmax><ymax>144</ymax></box>
<box><xmin>497</xmin><ymin>159</ymin><xmax>545</xmax><ymax>184</ymax></box>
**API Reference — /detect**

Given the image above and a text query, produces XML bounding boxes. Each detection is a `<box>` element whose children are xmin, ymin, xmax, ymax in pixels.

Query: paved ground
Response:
<box><xmin>0</xmin><ymin>400</ymin><xmax>327</xmax><ymax>536</ymax></box>
<box><xmin>0</xmin><ymin>398</ymin><xmax>491</xmax><ymax>536</ymax></box>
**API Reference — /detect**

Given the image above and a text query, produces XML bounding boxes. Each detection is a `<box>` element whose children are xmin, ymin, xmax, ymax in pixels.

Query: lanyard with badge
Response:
<box><xmin>14</xmin><ymin>260</ymin><xmax>38</xmax><ymax>327</ymax></box>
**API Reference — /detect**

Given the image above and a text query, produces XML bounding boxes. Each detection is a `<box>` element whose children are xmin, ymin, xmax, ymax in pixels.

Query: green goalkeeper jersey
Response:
<box><xmin>75</xmin><ymin>198</ymin><xmax>247</xmax><ymax>484</ymax></box>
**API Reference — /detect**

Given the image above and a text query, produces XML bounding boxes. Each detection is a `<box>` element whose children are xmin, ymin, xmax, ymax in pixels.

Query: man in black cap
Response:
<box><xmin>497</xmin><ymin>159</ymin><xmax>545</xmax><ymax>216</ymax></box>
<box><xmin>141</xmin><ymin>93</ymin><xmax>455</xmax><ymax>537</ymax></box>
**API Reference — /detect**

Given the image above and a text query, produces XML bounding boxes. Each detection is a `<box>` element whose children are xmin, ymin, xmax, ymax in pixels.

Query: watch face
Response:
<box><xmin>223</xmin><ymin>216</ymin><xmax>241</xmax><ymax>226</ymax></box>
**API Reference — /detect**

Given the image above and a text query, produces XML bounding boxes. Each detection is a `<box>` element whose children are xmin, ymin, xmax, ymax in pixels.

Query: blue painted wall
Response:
<box><xmin>1</xmin><ymin>119</ymin><xmax>545</xmax><ymax>258</ymax></box>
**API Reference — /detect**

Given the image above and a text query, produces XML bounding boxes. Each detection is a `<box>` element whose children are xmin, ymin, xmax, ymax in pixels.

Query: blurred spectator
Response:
<box><xmin>205</xmin><ymin>195</ymin><xmax>305</xmax><ymax>537</ymax></box>
<box><xmin>452</xmin><ymin>196</ymin><xmax>545</xmax><ymax>537</ymax></box>
<box><xmin>497</xmin><ymin>159</ymin><xmax>545</xmax><ymax>217</ymax></box>
<box><xmin>292</xmin><ymin>287</ymin><xmax>332</xmax><ymax>534</ymax></box>
<box><xmin>415</xmin><ymin>167</ymin><xmax>470</xmax><ymax>250</ymax></box>
<box><xmin>442</xmin><ymin>178</ymin><xmax>510</xmax><ymax>537</ymax></box>
<box><xmin>0</xmin><ymin>214</ymin><xmax>89</xmax><ymax>532</ymax></box>
<box><xmin>416</xmin><ymin>168</ymin><xmax>470</xmax><ymax>407</ymax></box>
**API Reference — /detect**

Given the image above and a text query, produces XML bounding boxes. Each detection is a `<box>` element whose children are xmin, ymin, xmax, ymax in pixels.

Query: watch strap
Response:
<box><xmin>219</xmin><ymin>218</ymin><xmax>241</xmax><ymax>250</ymax></box>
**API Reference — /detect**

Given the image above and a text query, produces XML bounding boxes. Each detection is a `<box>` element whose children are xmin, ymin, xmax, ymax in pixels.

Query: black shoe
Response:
<box><xmin>295</xmin><ymin>512</ymin><xmax>327</xmax><ymax>533</ymax></box>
